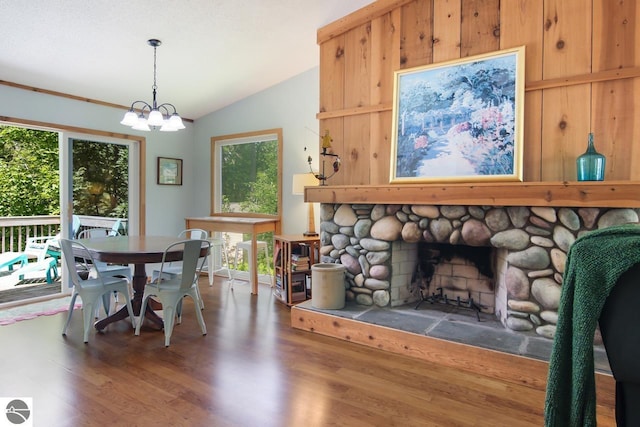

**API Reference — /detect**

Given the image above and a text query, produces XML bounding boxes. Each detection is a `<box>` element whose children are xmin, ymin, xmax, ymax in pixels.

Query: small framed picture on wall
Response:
<box><xmin>157</xmin><ymin>157</ymin><xmax>183</xmax><ymax>185</ymax></box>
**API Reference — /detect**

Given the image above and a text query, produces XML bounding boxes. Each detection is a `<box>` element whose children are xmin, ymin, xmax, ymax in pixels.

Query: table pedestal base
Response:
<box><xmin>94</xmin><ymin>263</ymin><xmax>164</xmax><ymax>331</ymax></box>
<box><xmin>94</xmin><ymin>298</ymin><xmax>163</xmax><ymax>331</ymax></box>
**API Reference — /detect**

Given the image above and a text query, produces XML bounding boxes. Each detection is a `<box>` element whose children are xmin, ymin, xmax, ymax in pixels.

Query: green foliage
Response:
<box><xmin>240</xmin><ymin>169</ymin><xmax>277</xmax><ymax>214</ymax></box>
<box><xmin>232</xmin><ymin>243</ymin><xmax>273</xmax><ymax>275</ymax></box>
<box><xmin>222</xmin><ymin>139</ymin><xmax>278</xmax><ymax>215</ymax></box>
<box><xmin>0</xmin><ymin>126</ymin><xmax>60</xmax><ymax>216</ymax></box>
<box><xmin>72</xmin><ymin>139</ymin><xmax>129</xmax><ymax>218</ymax></box>
<box><xmin>0</xmin><ymin>125</ymin><xmax>129</xmax><ymax>218</ymax></box>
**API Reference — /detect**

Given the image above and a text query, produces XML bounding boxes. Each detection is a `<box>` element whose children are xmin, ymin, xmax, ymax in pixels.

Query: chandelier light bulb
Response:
<box><xmin>159</xmin><ymin>121</ymin><xmax>178</xmax><ymax>132</ymax></box>
<box><xmin>131</xmin><ymin>116</ymin><xmax>151</xmax><ymax>132</ymax></box>
<box><xmin>147</xmin><ymin>109</ymin><xmax>164</xmax><ymax>127</ymax></box>
<box><xmin>168</xmin><ymin>113</ymin><xmax>185</xmax><ymax>130</ymax></box>
<box><xmin>120</xmin><ymin>110</ymin><xmax>138</xmax><ymax>126</ymax></box>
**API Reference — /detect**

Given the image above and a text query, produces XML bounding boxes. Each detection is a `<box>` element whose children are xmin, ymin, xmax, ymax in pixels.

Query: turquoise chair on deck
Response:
<box><xmin>10</xmin><ymin>236</ymin><xmax>59</xmax><ymax>283</ymax></box>
<box><xmin>0</xmin><ymin>252</ymin><xmax>28</xmax><ymax>272</ymax></box>
<box><xmin>5</xmin><ymin>215</ymin><xmax>81</xmax><ymax>284</ymax></box>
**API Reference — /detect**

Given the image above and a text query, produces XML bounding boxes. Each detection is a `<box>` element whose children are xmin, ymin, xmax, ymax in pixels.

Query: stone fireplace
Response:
<box><xmin>318</xmin><ymin>203</ymin><xmax>640</xmax><ymax>339</ymax></box>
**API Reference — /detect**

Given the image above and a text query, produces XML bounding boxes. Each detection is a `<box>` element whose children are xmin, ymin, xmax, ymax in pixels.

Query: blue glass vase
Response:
<box><xmin>576</xmin><ymin>133</ymin><xmax>605</xmax><ymax>181</ymax></box>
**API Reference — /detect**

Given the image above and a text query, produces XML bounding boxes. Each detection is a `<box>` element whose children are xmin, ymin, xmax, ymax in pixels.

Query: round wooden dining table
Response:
<box><xmin>75</xmin><ymin>235</ymin><xmax>207</xmax><ymax>331</ymax></box>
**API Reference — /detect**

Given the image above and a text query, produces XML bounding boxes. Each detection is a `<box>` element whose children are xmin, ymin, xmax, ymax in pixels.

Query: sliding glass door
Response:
<box><xmin>60</xmin><ymin>132</ymin><xmax>140</xmax><ymax>293</ymax></box>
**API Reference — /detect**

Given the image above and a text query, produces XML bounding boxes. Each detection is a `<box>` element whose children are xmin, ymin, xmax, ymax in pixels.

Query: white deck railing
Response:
<box><xmin>0</xmin><ymin>216</ymin><xmax>127</xmax><ymax>253</ymax></box>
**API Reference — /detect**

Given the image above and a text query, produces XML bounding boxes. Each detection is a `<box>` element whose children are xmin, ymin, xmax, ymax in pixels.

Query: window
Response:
<box><xmin>211</xmin><ymin>129</ymin><xmax>282</xmax><ymax>279</ymax></box>
<box><xmin>211</xmin><ymin>129</ymin><xmax>282</xmax><ymax>216</ymax></box>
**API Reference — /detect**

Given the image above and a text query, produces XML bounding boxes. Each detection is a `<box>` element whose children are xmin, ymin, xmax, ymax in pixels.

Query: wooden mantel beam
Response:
<box><xmin>305</xmin><ymin>181</ymin><xmax>640</xmax><ymax>208</ymax></box>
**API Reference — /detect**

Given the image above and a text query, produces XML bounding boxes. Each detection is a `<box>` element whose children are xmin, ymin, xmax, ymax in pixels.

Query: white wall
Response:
<box><xmin>192</xmin><ymin>67</ymin><xmax>321</xmax><ymax>235</ymax></box>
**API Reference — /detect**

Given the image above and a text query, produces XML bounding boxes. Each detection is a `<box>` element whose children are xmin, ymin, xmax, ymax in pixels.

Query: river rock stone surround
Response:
<box><xmin>319</xmin><ymin>203</ymin><xmax>640</xmax><ymax>339</ymax></box>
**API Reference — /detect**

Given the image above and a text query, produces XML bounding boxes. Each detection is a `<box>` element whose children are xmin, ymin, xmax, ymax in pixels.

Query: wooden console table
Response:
<box><xmin>185</xmin><ymin>215</ymin><xmax>281</xmax><ymax>294</ymax></box>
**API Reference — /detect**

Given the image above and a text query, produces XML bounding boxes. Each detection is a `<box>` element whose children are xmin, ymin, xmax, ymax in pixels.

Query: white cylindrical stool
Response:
<box><xmin>311</xmin><ymin>263</ymin><xmax>346</xmax><ymax>309</ymax></box>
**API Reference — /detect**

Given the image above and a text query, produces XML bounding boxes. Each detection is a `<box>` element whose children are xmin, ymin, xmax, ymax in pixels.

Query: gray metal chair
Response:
<box><xmin>77</xmin><ymin>228</ymin><xmax>132</xmax><ymax>283</ymax></box>
<box><xmin>60</xmin><ymin>239</ymin><xmax>136</xmax><ymax>343</ymax></box>
<box><xmin>151</xmin><ymin>229</ymin><xmax>209</xmax><ymax>308</ymax></box>
<box><xmin>135</xmin><ymin>239</ymin><xmax>210</xmax><ymax>347</ymax></box>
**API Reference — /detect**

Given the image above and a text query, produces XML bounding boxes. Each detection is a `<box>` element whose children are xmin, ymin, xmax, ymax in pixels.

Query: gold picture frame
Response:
<box><xmin>390</xmin><ymin>46</ymin><xmax>525</xmax><ymax>183</ymax></box>
<box><xmin>157</xmin><ymin>157</ymin><xmax>183</xmax><ymax>185</ymax></box>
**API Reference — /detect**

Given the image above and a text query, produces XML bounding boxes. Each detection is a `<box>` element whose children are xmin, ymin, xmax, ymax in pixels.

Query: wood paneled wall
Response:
<box><xmin>317</xmin><ymin>0</ymin><xmax>640</xmax><ymax>186</ymax></box>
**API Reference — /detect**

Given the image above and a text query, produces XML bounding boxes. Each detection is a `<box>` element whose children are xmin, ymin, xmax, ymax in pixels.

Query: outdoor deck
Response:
<box><xmin>0</xmin><ymin>268</ymin><xmax>63</xmax><ymax>304</ymax></box>
<box><xmin>0</xmin><ymin>215</ymin><xmax>124</xmax><ymax>306</ymax></box>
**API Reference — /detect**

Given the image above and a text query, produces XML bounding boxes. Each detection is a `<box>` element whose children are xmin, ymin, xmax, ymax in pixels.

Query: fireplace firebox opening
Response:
<box><xmin>412</xmin><ymin>242</ymin><xmax>495</xmax><ymax>320</ymax></box>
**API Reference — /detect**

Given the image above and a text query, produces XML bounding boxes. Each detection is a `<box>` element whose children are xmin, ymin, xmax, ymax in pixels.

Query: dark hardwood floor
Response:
<box><xmin>0</xmin><ymin>276</ymin><xmax>614</xmax><ymax>426</ymax></box>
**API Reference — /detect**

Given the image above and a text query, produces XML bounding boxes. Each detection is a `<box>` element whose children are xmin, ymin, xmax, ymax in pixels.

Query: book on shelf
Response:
<box><xmin>291</xmin><ymin>253</ymin><xmax>309</xmax><ymax>262</ymax></box>
<box><xmin>275</xmin><ymin>273</ymin><xmax>287</xmax><ymax>293</ymax></box>
<box><xmin>291</xmin><ymin>253</ymin><xmax>310</xmax><ymax>271</ymax></box>
<box><xmin>298</xmin><ymin>243</ymin><xmax>310</xmax><ymax>257</ymax></box>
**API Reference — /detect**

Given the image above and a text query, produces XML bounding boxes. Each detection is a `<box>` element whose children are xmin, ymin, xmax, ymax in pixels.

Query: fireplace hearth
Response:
<box><xmin>294</xmin><ymin>297</ymin><xmax>612</xmax><ymax>373</ymax></box>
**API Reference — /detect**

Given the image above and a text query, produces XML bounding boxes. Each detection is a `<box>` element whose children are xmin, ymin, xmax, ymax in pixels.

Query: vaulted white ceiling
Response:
<box><xmin>0</xmin><ymin>0</ymin><xmax>374</xmax><ymax>120</ymax></box>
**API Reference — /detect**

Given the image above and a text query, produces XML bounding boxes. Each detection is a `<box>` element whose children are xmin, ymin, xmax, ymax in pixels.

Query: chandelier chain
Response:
<box><xmin>152</xmin><ymin>45</ymin><xmax>158</xmax><ymax>92</ymax></box>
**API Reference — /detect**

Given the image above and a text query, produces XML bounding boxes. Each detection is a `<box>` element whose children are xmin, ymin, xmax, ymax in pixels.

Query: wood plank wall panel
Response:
<box><xmin>460</xmin><ymin>0</ymin><xmax>500</xmax><ymax>57</ymax></box>
<box><xmin>399</xmin><ymin>0</ymin><xmax>433</xmax><ymax>69</ymax></box>
<box><xmin>541</xmin><ymin>0</ymin><xmax>592</xmax><ymax>181</ymax></box>
<box><xmin>500</xmin><ymin>1</ymin><xmax>544</xmax><ymax>181</ymax></box>
<box><xmin>319</xmin><ymin>35</ymin><xmax>345</xmax><ymax>115</ymax></box>
<box><xmin>319</xmin><ymin>35</ymin><xmax>346</xmax><ymax>185</ymax></box>
<box><xmin>343</xmin><ymin>23</ymin><xmax>372</xmax><ymax>185</ymax></box>
<box><xmin>343</xmin><ymin>116</ymin><xmax>371</xmax><ymax>185</ymax></box>
<box><xmin>433</xmin><ymin>0</ymin><xmax>461</xmax><ymax>62</ymax></box>
<box><xmin>369</xmin><ymin>11</ymin><xmax>400</xmax><ymax>185</ymax></box>
<box><xmin>344</xmin><ymin>24</ymin><xmax>372</xmax><ymax>110</ymax></box>
<box><xmin>317</xmin><ymin>0</ymin><xmax>640</xmax><ymax>188</ymax></box>
<box><xmin>592</xmin><ymin>0</ymin><xmax>640</xmax><ymax>180</ymax></box>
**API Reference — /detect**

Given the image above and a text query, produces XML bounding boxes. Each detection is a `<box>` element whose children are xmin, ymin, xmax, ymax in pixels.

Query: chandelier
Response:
<box><xmin>120</xmin><ymin>39</ymin><xmax>185</xmax><ymax>132</ymax></box>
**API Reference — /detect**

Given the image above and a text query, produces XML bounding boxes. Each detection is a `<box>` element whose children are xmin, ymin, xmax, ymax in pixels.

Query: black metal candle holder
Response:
<box><xmin>307</xmin><ymin>130</ymin><xmax>341</xmax><ymax>185</ymax></box>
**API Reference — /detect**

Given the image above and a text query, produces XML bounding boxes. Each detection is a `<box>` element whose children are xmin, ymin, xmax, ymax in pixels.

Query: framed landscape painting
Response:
<box><xmin>390</xmin><ymin>46</ymin><xmax>525</xmax><ymax>183</ymax></box>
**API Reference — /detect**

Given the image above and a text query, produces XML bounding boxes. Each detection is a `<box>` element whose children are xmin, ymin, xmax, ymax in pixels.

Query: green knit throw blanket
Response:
<box><xmin>544</xmin><ymin>223</ymin><xmax>640</xmax><ymax>426</ymax></box>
